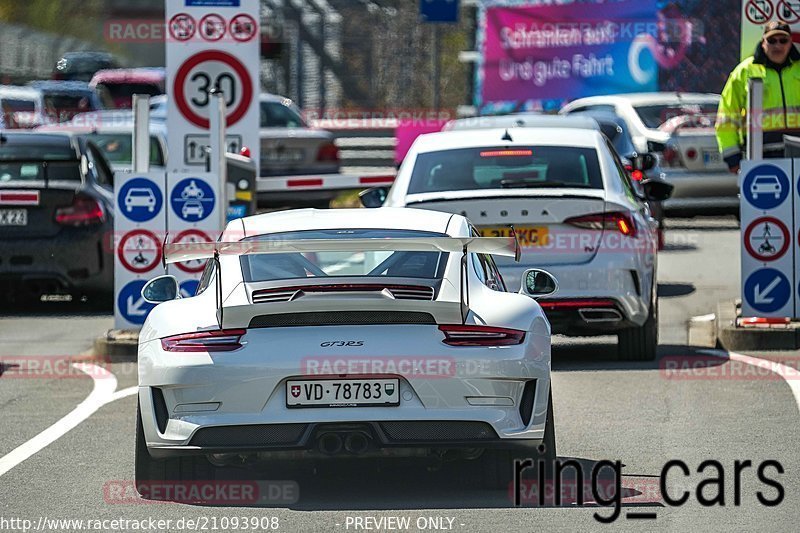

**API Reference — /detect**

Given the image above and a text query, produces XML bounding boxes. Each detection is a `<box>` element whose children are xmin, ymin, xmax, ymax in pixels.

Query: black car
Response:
<box><xmin>0</xmin><ymin>132</ymin><xmax>115</xmax><ymax>304</ymax></box>
<box><xmin>52</xmin><ymin>51</ymin><xmax>120</xmax><ymax>82</ymax></box>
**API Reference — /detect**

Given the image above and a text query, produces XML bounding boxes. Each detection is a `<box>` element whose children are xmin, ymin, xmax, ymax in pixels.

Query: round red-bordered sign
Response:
<box><xmin>777</xmin><ymin>1</ymin><xmax>800</xmax><ymax>23</ymax></box>
<box><xmin>173</xmin><ymin>50</ymin><xmax>253</xmax><ymax>129</ymax></box>
<box><xmin>199</xmin><ymin>13</ymin><xmax>226</xmax><ymax>41</ymax></box>
<box><xmin>118</xmin><ymin>229</ymin><xmax>162</xmax><ymax>274</ymax></box>
<box><xmin>745</xmin><ymin>0</ymin><xmax>774</xmax><ymax>24</ymax></box>
<box><xmin>229</xmin><ymin>14</ymin><xmax>258</xmax><ymax>42</ymax></box>
<box><xmin>744</xmin><ymin>216</ymin><xmax>789</xmax><ymax>262</ymax></box>
<box><xmin>173</xmin><ymin>228</ymin><xmax>212</xmax><ymax>273</ymax></box>
<box><xmin>169</xmin><ymin>13</ymin><xmax>196</xmax><ymax>42</ymax></box>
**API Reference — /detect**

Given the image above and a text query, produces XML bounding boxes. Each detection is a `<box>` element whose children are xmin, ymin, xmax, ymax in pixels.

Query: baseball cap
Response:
<box><xmin>763</xmin><ymin>21</ymin><xmax>791</xmax><ymax>38</ymax></box>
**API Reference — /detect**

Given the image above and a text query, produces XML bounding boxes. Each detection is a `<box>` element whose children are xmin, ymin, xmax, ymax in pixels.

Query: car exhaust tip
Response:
<box><xmin>344</xmin><ymin>432</ymin><xmax>370</xmax><ymax>455</ymax></box>
<box><xmin>578</xmin><ymin>308</ymin><xmax>623</xmax><ymax>323</ymax></box>
<box><xmin>318</xmin><ymin>432</ymin><xmax>343</xmax><ymax>455</ymax></box>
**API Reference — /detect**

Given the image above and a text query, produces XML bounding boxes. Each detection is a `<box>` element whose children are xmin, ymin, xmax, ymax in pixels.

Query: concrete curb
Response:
<box><xmin>714</xmin><ymin>300</ymin><xmax>800</xmax><ymax>351</ymax></box>
<box><xmin>93</xmin><ymin>329</ymin><xmax>139</xmax><ymax>363</ymax></box>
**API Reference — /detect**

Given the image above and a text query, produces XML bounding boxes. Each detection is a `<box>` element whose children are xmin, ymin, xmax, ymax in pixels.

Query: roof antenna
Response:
<box><xmin>502</xmin><ymin>129</ymin><xmax>513</xmax><ymax>142</ymax></box>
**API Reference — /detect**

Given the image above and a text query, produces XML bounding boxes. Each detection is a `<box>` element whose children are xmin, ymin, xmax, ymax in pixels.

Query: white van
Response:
<box><xmin>0</xmin><ymin>86</ymin><xmax>44</xmax><ymax>129</ymax></box>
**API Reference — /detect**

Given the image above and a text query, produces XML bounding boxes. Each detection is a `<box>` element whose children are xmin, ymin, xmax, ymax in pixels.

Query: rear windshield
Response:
<box><xmin>408</xmin><ymin>146</ymin><xmax>603</xmax><ymax>194</ymax></box>
<box><xmin>260</xmin><ymin>102</ymin><xmax>307</xmax><ymax>128</ymax></box>
<box><xmin>43</xmin><ymin>94</ymin><xmax>95</xmax><ymax>122</ymax></box>
<box><xmin>240</xmin><ymin>229</ymin><xmax>447</xmax><ymax>282</ymax></box>
<box><xmin>0</xmin><ymin>161</ymin><xmax>81</xmax><ymax>182</ymax></box>
<box><xmin>97</xmin><ymin>83</ymin><xmax>164</xmax><ymax>109</ymax></box>
<box><xmin>0</xmin><ymin>143</ymin><xmax>75</xmax><ymax>161</ymax></box>
<box><xmin>86</xmin><ymin>133</ymin><xmax>164</xmax><ymax>166</ymax></box>
<box><xmin>1</xmin><ymin>99</ymin><xmax>37</xmax><ymax>128</ymax></box>
<box><xmin>634</xmin><ymin>102</ymin><xmax>719</xmax><ymax>129</ymax></box>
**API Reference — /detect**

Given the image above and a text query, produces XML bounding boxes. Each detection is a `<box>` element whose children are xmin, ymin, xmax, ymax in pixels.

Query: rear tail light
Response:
<box><xmin>161</xmin><ymin>329</ymin><xmax>246</xmax><ymax>352</ymax></box>
<box><xmin>630</xmin><ymin>169</ymin><xmax>644</xmax><ymax>181</ymax></box>
<box><xmin>439</xmin><ymin>324</ymin><xmax>525</xmax><ymax>346</ymax></box>
<box><xmin>685</xmin><ymin>148</ymin><xmax>698</xmax><ymax>160</ymax></box>
<box><xmin>316</xmin><ymin>142</ymin><xmax>339</xmax><ymax>162</ymax></box>
<box><xmin>662</xmin><ymin>146</ymin><xmax>678</xmax><ymax>166</ymax></box>
<box><xmin>564</xmin><ymin>211</ymin><xmax>637</xmax><ymax>237</ymax></box>
<box><xmin>55</xmin><ymin>195</ymin><xmax>105</xmax><ymax>226</ymax></box>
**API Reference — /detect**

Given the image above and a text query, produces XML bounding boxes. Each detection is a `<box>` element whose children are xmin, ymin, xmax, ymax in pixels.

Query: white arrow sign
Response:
<box><xmin>126</xmin><ymin>295</ymin><xmax>149</xmax><ymax>317</ymax></box>
<box><xmin>754</xmin><ymin>276</ymin><xmax>782</xmax><ymax>305</ymax></box>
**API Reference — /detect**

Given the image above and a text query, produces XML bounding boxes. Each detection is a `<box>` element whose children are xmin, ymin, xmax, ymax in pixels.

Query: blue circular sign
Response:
<box><xmin>179</xmin><ymin>279</ymin><xmax>200</xmax><ymax>298</ymax></box>
<box><xmin>118</xmin><ymin>178</ymin><xmax>163</xmax><ymax>223</ymax></box>
<box><xmin>170</xmin><ymin>178</ymin><xmax>215</xmax><ymax>222</ymax></box>
<box><xmin>117</xmin><ymin>280</ymin><xmax>156</xmax><ymax>325</ymax></box>
<box><xmin>742</xmin><ymin>164</ymin><xmax>789</xmax><ymax>210</ymax></box>
<box><xmin>744</xmin><ymin>268</ymin><xmax>791</xmax><ymax>314</ymax></box>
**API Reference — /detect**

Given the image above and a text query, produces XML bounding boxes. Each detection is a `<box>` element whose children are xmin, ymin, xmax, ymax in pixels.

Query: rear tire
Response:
<box><xmin>135</xmin><ymin>399</ymin><xmax>214</xmax><ymax>500</ymax></box>
<box><xmin>618</xmin><ymin>297</ymin><xmax>658</xmax><ymax>361</ymax></box>
<box><xmin>481</xmin><ymin>390</ymin><xmax>556</xmax><ymax>490</ymax></box>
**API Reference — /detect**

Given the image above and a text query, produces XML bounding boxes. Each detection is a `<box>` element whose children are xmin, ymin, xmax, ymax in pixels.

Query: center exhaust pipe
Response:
<box><xmin>344</xmin><ymin>432</ymin><xmax>370</xmax><ymax>455</ymax></box>
<box><xmin>318</xmin><ymin>432</ymin><xmax>343</xmax><ymax>455</ymax></box>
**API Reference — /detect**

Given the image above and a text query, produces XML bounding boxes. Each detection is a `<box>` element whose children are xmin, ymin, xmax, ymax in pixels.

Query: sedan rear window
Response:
<box><xmin>86</xmin><ymin>133</ymin><xmax>164</xmax><ymax>166</ymax></box>
<box><xmin>260</xmin><ymin>102</ymin><xmax>307</xmax><ymax>128</ymax></box>
<box><xmin>0</xmin><ymin>161</ymin><xmax>80</xmax><ymax>182</ymax></box>
<box><xmin>634</xmin><ymin>102</ymin><xmax>719</xmax><ymax>129</ymax></box>
<box><xmin>408</xmin><ymin>146</ymin><xmax>603</xmax><ymax>194</ymax></box>
<box><xmin>0</xmin><ymin>143</ymin><xmax>76</xmax><ymax>161</ymax></box>
<box><xmin>240</xmin><ymin>229</ymin><xmax>448</xmax><ymax>282</ymax></box>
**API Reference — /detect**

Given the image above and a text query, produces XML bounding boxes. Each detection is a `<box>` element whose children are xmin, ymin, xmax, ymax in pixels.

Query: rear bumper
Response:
<box><xmin>661</xmin><ymin>169</ymin><xmax>739</xmax><ymax>213</ymax></box>
<box><xmin>0</xmin><ymin>227</ymin><xmax>112</xmax><ymax>296</ymax></box>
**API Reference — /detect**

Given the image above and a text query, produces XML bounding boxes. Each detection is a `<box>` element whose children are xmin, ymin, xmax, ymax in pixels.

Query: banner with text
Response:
<box><xmin>480</xmin><ymin>0</ymin><xmax>659</xmax><ymax>104</ymax></box>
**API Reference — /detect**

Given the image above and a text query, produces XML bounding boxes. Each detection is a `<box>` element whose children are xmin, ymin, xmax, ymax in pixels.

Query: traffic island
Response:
<box><xmin>714</xmin><ymin>299</ymin><xmax>800</xmax><ymax>351</ymax></box>
<box><xmin>93</xmin><ymin>329</ymin><xmax>139</xmax><ymax>363</ymax></box>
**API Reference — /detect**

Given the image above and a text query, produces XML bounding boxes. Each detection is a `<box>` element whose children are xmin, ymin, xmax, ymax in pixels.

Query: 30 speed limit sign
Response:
<box><xmin>173</xmin><ymin>50</ymin><xmax>253</xmax><ymax>129</ymax></box>
<box><xmin>166</xmin><ymin>0</ymin><xmax>259</xmax><ymax>175</ymax></box>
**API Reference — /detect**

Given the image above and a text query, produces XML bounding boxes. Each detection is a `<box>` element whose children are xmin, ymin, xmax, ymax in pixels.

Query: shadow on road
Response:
<box><xmin>657</xmin><ymin>283</ymin><xmax>696</xmax><ymax>298</ymax></box>
<box><xmin>552</xmin><ymin>343</ymin><xmax>728</xmax><ymax>372</ymax></box>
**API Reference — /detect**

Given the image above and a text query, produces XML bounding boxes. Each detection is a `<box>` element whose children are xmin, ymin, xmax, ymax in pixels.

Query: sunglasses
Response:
<box><xmin>766</xmin><ymin>36</ymin><xmax>790</xmax><ymax>45</ymax></box>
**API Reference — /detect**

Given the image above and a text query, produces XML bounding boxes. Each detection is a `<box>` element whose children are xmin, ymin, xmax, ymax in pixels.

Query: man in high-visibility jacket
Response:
<box><xmin>716</xmin><ymin>21</ymin><xmax>800</xmax><ymax>173</ymax></box>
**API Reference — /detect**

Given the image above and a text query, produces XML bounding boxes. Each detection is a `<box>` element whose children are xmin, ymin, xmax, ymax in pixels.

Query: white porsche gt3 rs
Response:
<box><xmin>135</xmin><ymin>207</ymin><xmax>558</xmax><ymax>493</ymax></box>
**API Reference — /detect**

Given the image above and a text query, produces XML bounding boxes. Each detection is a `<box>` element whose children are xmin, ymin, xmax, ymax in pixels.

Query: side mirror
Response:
<box><xmin>520</xmin><ymin>269</ymin><xmax>558</xmax><ymax>299</ymax></box>
<box><xmin>641</xmin><ymin>178</ymin><xmax>674</xmax><ymax>202</ymax></box>
<box><xmin>632</xmin><ymin>152</ymin><xmax>656</xmax><ymax>171</ymax></box>
<box><xmin>141</xmin><ymin>275</ymin><xmax>179</xmax><ymax>304</ymax></box>
<box><xmin>359</xmin><ymin>186</ymin><xmax>388</xmax><ymax>208</ymax></box>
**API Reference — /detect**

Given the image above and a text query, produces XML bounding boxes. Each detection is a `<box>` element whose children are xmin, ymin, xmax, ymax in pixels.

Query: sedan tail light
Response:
<box><xmin>316</xmin><ymin>142</ymin><xmax>339</xmax><ymax>162</ymax></box>
<box><xmin>439</xmin><ymin>325</ymin><xmax>525</xmax><ymax>346</ymax></box>
<box><xmin>564</xmin><ymin>211</ymin><xmax>637</xmax><ymax>237</ymax></box>
<box><xmin>662</xmin><ymin>146</ymin><xmax>679</xmax><ymax>166</ymax></box>
<box><xmin>161</xmin><ymin>329</ymin><xmax>247</xmax><ymax>352</ymax></box>
<box><xmin>55</xmin><ymin>195</ymin><xmax>105</xmax><ymax>226</ymax></box>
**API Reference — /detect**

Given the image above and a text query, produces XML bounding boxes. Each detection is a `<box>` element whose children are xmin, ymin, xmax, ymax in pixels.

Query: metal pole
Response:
<box><xmin>132</xmin><ymin>94</ymin><xmax>150</xmax><ymax>173</ymax></box>
<box><xmin>209</xmin><ymin>89</ymin><xmax>227</xmax><ymax>231</ymax></box>
<box><xmin>432</xmin><ymin>25</ymin><xmax>441</xmax><ymax>113</ymax></box>
<box><xmin>747</xmin><ymin>78</ymin><xmax>764</xmax><ymax>161</ymax></box>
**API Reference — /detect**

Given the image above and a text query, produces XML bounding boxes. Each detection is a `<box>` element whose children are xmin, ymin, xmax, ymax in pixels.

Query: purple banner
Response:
<box><xmin>481</xmin><ymin>0</ymin><xmax>659</xmax><ymax>104</ymax></box>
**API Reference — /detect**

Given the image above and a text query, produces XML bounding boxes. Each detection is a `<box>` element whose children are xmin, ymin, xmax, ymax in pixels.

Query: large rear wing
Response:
<box><xmin>163</xmin><ymin>235</ymin><xmax>521</xmax><ymax>328</ymax></box>
<box><xmin>163</xmin><ymin>236</ymin><xmax>520</xmax><ymax>265</ymax></box>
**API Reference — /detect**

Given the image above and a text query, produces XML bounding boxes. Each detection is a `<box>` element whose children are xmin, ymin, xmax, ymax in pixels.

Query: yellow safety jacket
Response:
<box><xmin>716</xmin><ymin>44</ymin><xmax>800</xmax><ymax>162</ymax></box>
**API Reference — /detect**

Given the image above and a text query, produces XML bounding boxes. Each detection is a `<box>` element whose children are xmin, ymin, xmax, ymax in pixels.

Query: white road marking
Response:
<box><xmin>702</xmin><ymin>349</ymin><xmax>800</xmax><ymax>414</ymax></box>
<box><xmin>0</xmin><ymin>363</ymin><xmax>134</xmax><ymax>478</ymax></box>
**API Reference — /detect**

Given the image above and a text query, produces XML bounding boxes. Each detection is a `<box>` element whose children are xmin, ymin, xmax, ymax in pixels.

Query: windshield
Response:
<box><xmin>240</xmin><ymin>229</ymin><xmax>448</xmax><ymax>282</ymax></box>
<box><xmin>408</xmin><ymin>146</ymin><xmax>603</xmax><ymax>193</ymax></box>
<box><xmin>43</xmin><ymin>94</ymin><xmax>94</xmax><ymax>122</ymax></box>
<box><xmin>0</xmin><ymin>160</ymin><xmax>80</xmax><ymax>182</ymax></box>
<box><xmin>97</xmin><ymin>83</ymin><xmax>164</xmax><ymax>109</ymax></box>
<box><xmin>85</xmin><ymin>133</ymin><xmax>164</xmax><ymax>166</ymax></box>
<box><xmin>260</xmin><ymin>101</ymin><xmax>307</xmax><ymax>128</ymax></box>
<box><xmin>634</xmin><ymin>101</ymin><xmax>719</xmax><ymax>129</ymax></box>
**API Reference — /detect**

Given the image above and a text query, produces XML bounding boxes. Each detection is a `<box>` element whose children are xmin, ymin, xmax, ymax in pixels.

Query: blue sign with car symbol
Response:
<box><xmin>118</xmin><ymin>177</ymin><xmax>163</xmax><ymax>223</ymax></box>
<box><xmin>170</xmin><ymin>178</ymin><xmax>215</xmax><ymax>222</ymax></box>
<box><xmin>742</xmin><ymin>164</ymin><xmax>789</xmax><ymax>210</ymax></box>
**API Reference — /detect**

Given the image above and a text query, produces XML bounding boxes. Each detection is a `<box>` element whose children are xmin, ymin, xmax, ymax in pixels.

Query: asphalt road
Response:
<box><xmin>1</xmin><ymin>216</ymin><xmax>799</xmax><ymax>532</ymax></box>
